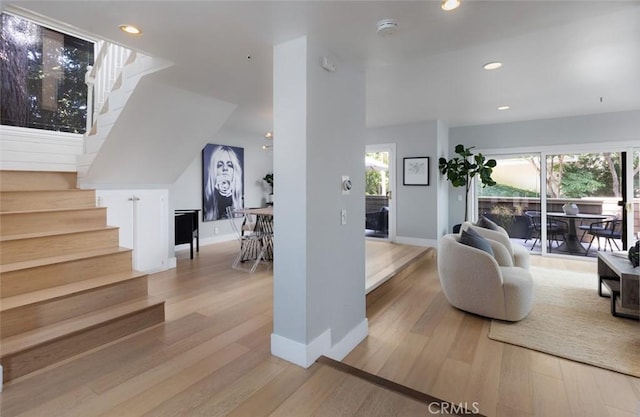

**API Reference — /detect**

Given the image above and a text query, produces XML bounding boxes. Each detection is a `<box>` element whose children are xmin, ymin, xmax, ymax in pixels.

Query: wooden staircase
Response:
<box><xmin>0</xmin><ymin>170</ymin><xmax>165</xmax><ymax>383</ymax></box>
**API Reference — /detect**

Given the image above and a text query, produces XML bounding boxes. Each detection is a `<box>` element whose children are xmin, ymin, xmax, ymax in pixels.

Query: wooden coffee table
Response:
<box><xmin>597</xmin><ymin>252</ymin><xmax>639</xmax><ymax>320</ymax></box>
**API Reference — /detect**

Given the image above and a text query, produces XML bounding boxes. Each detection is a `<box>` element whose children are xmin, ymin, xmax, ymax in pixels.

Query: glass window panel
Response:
<box><xmin>545</xmin><ymin>152</ymin><xmax>622</xmax><ymax>257</ymax></box>
<box><xmin>478</xmin><ymin>154</ymin><xmax>542</xmax><ymax>252</ymax></box>
<box><xmin>1</xmin><ymin>13</ymin><xmax>94</xmax><ymax>133</ymax></box>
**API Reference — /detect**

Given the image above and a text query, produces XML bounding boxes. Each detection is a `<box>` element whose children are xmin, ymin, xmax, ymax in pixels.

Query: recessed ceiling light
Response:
<box><xmin>441</xmin><ymin>0</ymin><xmax>461</xmax><ymax>11</ymax></box>
<box><xmin>498</xmin><ymin>106</ymin><xmax>510</xmax><ymax>111</ymax></box>
<box><xmin>265</xmin><ymin>131</ymin><xmax>273</xmax><ymax>139</ymax></box>
<box><xmin>483</xmin><ymin>62</ymin><xmax>503</xmax><ymax>70</ymax></box>
<box><xmin>119</xmin><ymin>24</ymin><xmax>142</xmax><ymax>35</ymax></box>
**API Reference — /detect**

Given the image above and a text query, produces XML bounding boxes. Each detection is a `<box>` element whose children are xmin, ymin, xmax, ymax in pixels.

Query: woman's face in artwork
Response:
<box><xmin>214</xmin><ymin>151</ymin><xmax>234</xmax><ymax>196</ymax></box>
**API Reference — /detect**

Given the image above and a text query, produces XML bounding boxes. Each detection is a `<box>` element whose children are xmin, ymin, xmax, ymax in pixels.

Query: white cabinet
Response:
<box><xmin>96</xmin><ymin>189</ymin><xmax>169</xmax><ymax>273</ymax></box>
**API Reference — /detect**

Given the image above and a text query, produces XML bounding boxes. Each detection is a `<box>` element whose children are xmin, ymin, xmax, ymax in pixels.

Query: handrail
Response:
<box><xmin>85</xmin><ymin>41</ymin><xmax>133</xmax><ymax>134</ymax></box>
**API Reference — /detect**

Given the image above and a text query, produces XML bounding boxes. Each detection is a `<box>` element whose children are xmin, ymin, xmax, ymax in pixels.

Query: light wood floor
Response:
<box><xmin>345</xmin><ymin>252</ymin><xmax>640</xmax><ymax>417</ymax></box>
<box><xmin>365</xmin><ymin>239</ymin><xmax>428</xmax><ymax>293</ymax></box>
<box><xmin>1</xmin><ymin>242</ymin><xmax>638</xmax><ymax>416</ymax></box>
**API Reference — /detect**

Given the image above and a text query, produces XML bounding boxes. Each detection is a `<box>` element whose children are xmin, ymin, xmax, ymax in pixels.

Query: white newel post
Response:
<box><xmin>85</xmin><ymin>65</ymin><xmax>95</xmax><ymax>138</ymax></box>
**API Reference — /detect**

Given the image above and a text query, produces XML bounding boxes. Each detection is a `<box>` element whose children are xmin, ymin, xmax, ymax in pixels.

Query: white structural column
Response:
<box><xmin>271</xmin><ymin>36</ymin><xmax>368</xmax><ymax>368</ymax></box>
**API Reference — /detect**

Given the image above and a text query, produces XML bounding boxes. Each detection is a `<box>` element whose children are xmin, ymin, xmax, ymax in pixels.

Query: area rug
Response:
<box><xmin>489</xmin><ymin>266</ymin><xmax>640</xmax><ymax>378</ymax></box>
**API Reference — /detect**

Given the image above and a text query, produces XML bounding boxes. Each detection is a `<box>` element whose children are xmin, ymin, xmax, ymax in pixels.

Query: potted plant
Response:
<box><xmin>263</xmin><ymin>173</ymin><xmax>273</xmax><ymax>203</ymax></box>
<box><xmin>438</xmin><ymin>144</ymin><xmax>497</xmax><ymax>223</ymax></box>
<box><xmin>483</xmin><ymin>204</ymin><xmax>530</xmax><ymax>238</ymax></box>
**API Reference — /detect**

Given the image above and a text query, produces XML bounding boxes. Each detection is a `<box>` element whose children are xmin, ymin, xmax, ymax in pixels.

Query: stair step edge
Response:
<box><xmin>0</xmin><ymin>189</ymin><xmax>92</xmax><ymax>194</ymax></box>
<box><xmin>0</xmin><ymin>247</ymin><xmax>132</xmax><ymax>274</ymax></box>
<box><xmin>0</xmin><ymin>226</ymin><xmax>118</xmax><ymax>242</ymax></box>
<box><xmin>0</xmin><ymin>297</ymin><xmax>165</xmax><ymax>356</ymax></box>
<box><xmin>1</xmin><ymin>270</ymin><xmax>148</xmax><ymax>311</ymax></box>
<box><xmin>0</xmin><ymin>207</ymin><xmax>106</xmax><ymax>216</ymax></box>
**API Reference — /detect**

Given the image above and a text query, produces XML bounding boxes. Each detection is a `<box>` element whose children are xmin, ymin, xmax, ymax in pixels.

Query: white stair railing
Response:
<box><xmin>85</xmin><ymin>41</ymin><xmax>133</xmax><ymax>134</ymax></box>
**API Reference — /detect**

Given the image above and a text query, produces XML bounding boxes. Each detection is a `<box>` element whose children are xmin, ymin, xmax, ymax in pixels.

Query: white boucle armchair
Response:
<box><xmin>460</xmin><ymin>222</ymin><xmax>530</xmax><ymax>270</ymax></box>
<box><xmin>437</xmin><ymin>233</ymin><xmax>534</xmax><ymax>322</ymax></box>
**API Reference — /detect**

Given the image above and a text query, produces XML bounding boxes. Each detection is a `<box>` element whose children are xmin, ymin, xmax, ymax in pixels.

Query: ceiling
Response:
<box><xmin>7</xmin><ymin>1</ymin><xmax>640</xmax><ymax>134</ymax></box>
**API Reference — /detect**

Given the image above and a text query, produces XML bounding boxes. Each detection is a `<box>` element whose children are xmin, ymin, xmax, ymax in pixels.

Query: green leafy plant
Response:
<box><xmin>439</xmin><ymin>144</ymin><xmax>497</xmax><ymax>222</ymax></box>
<box><xmin>489</xmin><ymin>204</ymin><xmax>523</xmax><ymax>231</ymax></box>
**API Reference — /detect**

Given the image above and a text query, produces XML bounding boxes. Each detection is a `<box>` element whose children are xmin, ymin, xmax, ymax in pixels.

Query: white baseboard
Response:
<box><xmin>270</xmin><ymin>319</ymin><xmax>369</xmax><ymax>368</ymax></box>
<box><xmin>201</xmin><ymin>234</ymin><xmax>237</xmax><ymax>245</ymax></box>
<box><xmin>0</xmin><ymin>364</ymin><xmax>3</xmax><ymax>392</ymax></box>
<box><xmin>325</xmin><ymin>318</ymin><xmax>368</xmax><ymax>362</ymax></box>
<box><xmin>271</xmin><ymin>329</ymin><xmax>331</xmax><ymax>368</ymax></box>
<box><xmin>174</xmin><ymin>234</ymin><xmax>236</xmax><ymax>253</ymax></box>
<box><xmin>396</xmin><ymin>236</ymin><xmax>437</xmax><ymax>247</ymax></box>
<box><xmin>168</xmin><ymin>257</ymin><xmax>177</xmax><ymax>269</ymax></box>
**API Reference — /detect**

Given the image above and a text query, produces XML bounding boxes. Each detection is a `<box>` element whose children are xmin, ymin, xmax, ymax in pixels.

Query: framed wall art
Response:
<box><xmin>202</xmin><ymin>143</ymin><xmax>245</xmax><ymax>221</ymax></box>
<box><xmin>403</xmin><ymin>156</ymin><xmax>429</xmax><ymax>186</ymax></box>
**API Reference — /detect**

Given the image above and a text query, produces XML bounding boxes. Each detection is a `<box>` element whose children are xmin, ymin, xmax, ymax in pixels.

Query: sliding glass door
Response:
<box><xmin>475</xmin><ymin>147</ymin><xmax>638</xmax><ymax>258</ymax></box>
<box><xmin>544</xmin><ymin>152</ymin><xmax>622</xmax><ymax>257</ymax></box>
<box><xmin>477</xmin><ymin>153</ymin><xmax>542</xmax><ymax>253</ymax></box>
<box><xmin>631</xmin><ymin>149</ymin><xmax>639</xmax><ymax>244</ymax></box>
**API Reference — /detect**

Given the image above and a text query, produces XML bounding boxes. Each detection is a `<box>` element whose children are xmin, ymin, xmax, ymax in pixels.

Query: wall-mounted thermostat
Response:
<box><xmin>342</xmin><ymin>175</ymin><xmax>352</xmax><ymax>195</ymax></box>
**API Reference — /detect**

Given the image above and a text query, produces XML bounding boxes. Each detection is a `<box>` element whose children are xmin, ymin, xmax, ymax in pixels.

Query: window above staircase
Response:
<box><xmin>0</xmin><ymin>12</ymin><xmax>94</xmax><ymax>134</ymax></box>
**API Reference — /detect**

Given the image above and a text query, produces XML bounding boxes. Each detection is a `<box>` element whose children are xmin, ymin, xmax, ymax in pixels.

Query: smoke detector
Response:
<box><xmin>377</xmin><ymin>19</ymin><xmax>399</xmax><ymax>36</ymax></box>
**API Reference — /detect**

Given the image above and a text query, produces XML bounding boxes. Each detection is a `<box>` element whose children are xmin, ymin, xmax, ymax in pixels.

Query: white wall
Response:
<box><xmin>447</xmin><ymin>110</ymin><xmax>640</xmax><ymax>230</ymax></box>
<box><xmin>436</xmin><ymin>120</ymin><xmax>450</xmax><ymax>239</ymax></box>
<box><xmin>170</xmin><ymin>126</ymin><xmax>273</xmax><ymax>257</ymax></box>
<box><xmin>0</xmin><ymin>125</ymin><xmax>82</xmax><ymax>172</ymax></box>
<box><xmin>83</xmin><ymin>75</ymin><xmax>236</xmax><ymax>186</ymax></box>
<box><xmin>366</xmin><ymin>121</ymin><xmax>440</xmax><ymax>245</ymax></box>
<box><xmin>272</xmin><ymin>36</ymin><xmax>367</xmax><ymax>367</ymax></box>
<box><xmin>451</xmin><ymin>110</ymin><xmax>640</xmax><ymax>150</ymax></box>
<box><xmin>305</xmin><ymin>37</ymin><xmax>366</xmax><ymax>353</ymax></box>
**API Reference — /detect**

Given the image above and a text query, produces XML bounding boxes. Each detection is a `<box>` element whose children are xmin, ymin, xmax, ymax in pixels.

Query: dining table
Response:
<box><xmin>546</xmin><ymin>212</ymin><xmax>610</xmax><ymax>255</ymax></box>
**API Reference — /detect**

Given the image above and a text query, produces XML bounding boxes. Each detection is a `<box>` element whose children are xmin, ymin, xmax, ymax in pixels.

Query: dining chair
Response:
<box><xmin>226</xmin><ymin>207</ymin><xmax>269</xmax><ymax>273</ymax></box>
<box><xmin>578</xmin><ymin>215</ymin><xmax>615</xmax><ymax>242</ymax></box>
<box><xmin>524</xmin><ymin>211</ymin><xmax>568</xmax><ymax>251</ymax></box>
<box><xmin>585</xmin><ymin>218</ymin><xmax>622</xmax><ymax>253</ymax></box>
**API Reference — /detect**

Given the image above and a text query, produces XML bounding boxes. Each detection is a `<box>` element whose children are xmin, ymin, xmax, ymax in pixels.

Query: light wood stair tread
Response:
<box><xmin>0</xmin><ymin>171</ymin><xmax>77</xmax><ymax>191</ymax></box>
<box><xmin>0</xmin><ymin>170</ymin><xmax>165</xmax><ymax>383</ymax></box>
<box><xmin>0</xmin><ymin>247</ymin><xmax>132</xmax><ymax>274</ymax></box>
<box><xmin>0</xmin><ymin>189</ymin><xmax>84</xmax><ymax>193</ymax></box>
<box><xmin>1</xmin><ymin>270</ymin><xmax>147</xmax><ymax>311</ymax></box>
<box><xmin>0</xmin><ymin>207</ymin><xmax>105</xmax><ymax>216</ymax></box>
<box><xmin>0</xmin><ymin>226</ymin><xmax>118</xmax><ymax>242</ymax></box>
<box><xmin>0</xmin><ymin>297</ymin><xmax>164</xmax><ymax>357</ymax></box>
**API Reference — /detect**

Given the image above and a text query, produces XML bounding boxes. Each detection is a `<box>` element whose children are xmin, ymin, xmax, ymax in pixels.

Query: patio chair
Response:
<box><xmin>524</xmin><ymin>211</ymin><xmax>568</xmax><ymax>251</ymax></box>
<box><xmin>585</xmin><ymin>218</ymin><xmax>622</xmax><ymax>252</ymax></box>
<box><xmin>578</xmin><ymin>215</ymin><xmax>615</xmax><ymax>241</ymax></box>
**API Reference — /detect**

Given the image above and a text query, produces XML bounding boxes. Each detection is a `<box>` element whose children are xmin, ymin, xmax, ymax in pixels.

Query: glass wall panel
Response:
<box><xmin>545</xmin><ymin>152</ymin><xmax>622</xmax><ymax>257</ymax></box>
<box><xmin>478</xmin><ymin>154</ymin><xmax>542</xmax><ymax>253</ymax></box>
<box><xmin>633</xmin><ymin>149</ymin><xmax>640</xmax><ymax>243</ymax></box>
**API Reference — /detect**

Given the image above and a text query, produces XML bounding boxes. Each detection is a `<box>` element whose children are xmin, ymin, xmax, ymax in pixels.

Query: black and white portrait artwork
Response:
<box><xmin>202</xmin><ymin>144</ymin><xmax>244</xmax><ymax>221</ymax></box>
